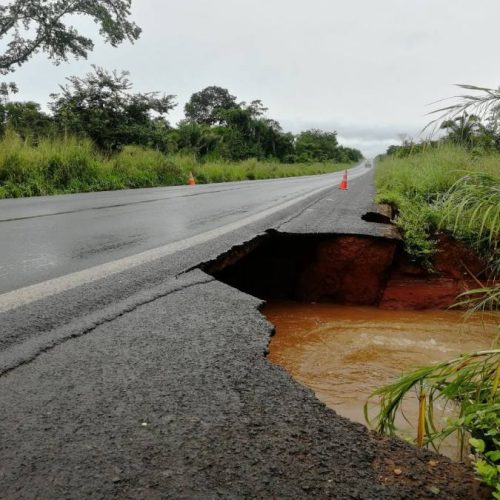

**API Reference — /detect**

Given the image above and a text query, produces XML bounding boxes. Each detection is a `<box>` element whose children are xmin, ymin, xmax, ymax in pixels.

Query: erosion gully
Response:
<box><xmin>203</xmin><ymin>230</ymin><xmax>498</xmax><ymax>461</ymax></box>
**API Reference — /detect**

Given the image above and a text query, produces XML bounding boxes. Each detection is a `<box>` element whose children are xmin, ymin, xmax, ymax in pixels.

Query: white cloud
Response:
<box><xmin>6</xmin><ymin>0</ymin><xmax>500</xmax><ymax>157</ymax></box>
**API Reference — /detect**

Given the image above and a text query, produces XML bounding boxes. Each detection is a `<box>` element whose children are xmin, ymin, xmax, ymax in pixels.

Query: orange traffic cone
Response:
<box><xmin>187</xmin><ymin>172</ymin><xmax>196</xmax><ymax>186</ymax></box>
<box><xmin>339</xmin><ymin>170</ymin><xmax>348</xmax><ymax>190</ymax></box>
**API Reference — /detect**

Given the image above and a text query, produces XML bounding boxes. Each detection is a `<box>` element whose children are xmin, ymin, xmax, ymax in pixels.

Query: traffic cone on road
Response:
<box><xmin>187</xmin><ymin>172</ymin><xmax>196</xmax><ymax>186</ymax></box>
<box><xmin>339</xmin><ymin>170</ymin><xmax>349</xmax><ymax>190</ymax></box>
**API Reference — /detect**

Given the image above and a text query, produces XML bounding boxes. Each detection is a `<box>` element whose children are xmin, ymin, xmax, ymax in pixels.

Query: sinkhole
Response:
<box><xmin>203</xmin><ymin>231</ymin><xmax>398</xmax><ymax>306</ymax></box>
<box><xmin>202</xmin><ymin>230</ymin><xmax>498</xmax><ymax>459</ymax></box>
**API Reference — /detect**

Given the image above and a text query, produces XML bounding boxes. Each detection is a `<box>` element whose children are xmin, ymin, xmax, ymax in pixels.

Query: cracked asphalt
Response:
<box><xmin>0</xmin><ymin>169</ymin><xmax>483</xmax><ymax>498</ymax></box>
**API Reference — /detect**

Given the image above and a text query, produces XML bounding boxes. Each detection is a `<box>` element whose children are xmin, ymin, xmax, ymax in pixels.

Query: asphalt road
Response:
<box><xmin>0</xmin><ymin>167</ymin><xmax>483</xmax><ymax>499</ymax></box>
<box><xmin>0</xmin><ymin>165</ymin><xmax>369</xmax><ymax>296</ymax></box>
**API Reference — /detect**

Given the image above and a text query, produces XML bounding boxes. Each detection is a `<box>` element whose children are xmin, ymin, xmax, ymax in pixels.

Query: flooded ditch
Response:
<box><xmin>203</xmin><ymin>230</ymin><xmax>498</xmax><ymax>459</ymax></box>
<box><xmin>265</xmin><ymin>302</ymin><xmax>498</xmax><ymax>459</ymax></box>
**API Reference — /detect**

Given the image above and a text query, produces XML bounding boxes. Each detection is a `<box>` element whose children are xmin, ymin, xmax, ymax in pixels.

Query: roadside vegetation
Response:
<box><xmin>375</xmin><ymin>144</ymin><xmax>500</xmax><ymax>265</ymax></box>
<box><xmin>0</xmin><ymin>68</ymin><xmax>362</xmax><ymax>199</ymax></box>
<box><xmin>0</xmin><ymin>130</ymin><xmax>351</xmax><ymax>198</ymax></box>
<box><xmin>371</xmin><ymin>86</ymin><xmax>500</xmax><ymax>496</ymax></box>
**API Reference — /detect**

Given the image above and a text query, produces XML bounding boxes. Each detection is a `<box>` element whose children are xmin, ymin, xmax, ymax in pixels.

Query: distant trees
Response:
<box><xmin>295</xmin><ymin>130</ymin><xmax>362</xmax><ymax>163</ymax></box>
<box><xmin>386</xmin><ymin>85</ymin><xmax>500</xmax><ymax>157</ymax></box>
<box><xmin>0</xmin><ymin>78</ymin><xmax>362</xmax><ymax>163</ymax></box>
<box><xmin>181</xmin><ymin>88</ymin><xmax>364</xmax><ymax>162</ymax></box>
<box><xmin>50</xmin><ymin>66</ymin><xmax>176</xmax><ymax>151</ymax></box>
<box><xmin>214</xmin><ymin>102</ymin><xmax>294</xmax><ymax>161</ymax></box>
<box><xmin>386</xmin><ymin>112</ymin><xmax>500</xmax><ymax>157</ymax></box>
<box><xmin>0</xmin><ymin>101</ymin><xmax>53</xmax><ymax>139</ymax></box>
<box><xmin>295</xmin><ymin>129</ymin><xmax>339</xmax><ymax>162</ymax></box>
<box><xmin>385</xmin><ymin>139</ymin><xmax>439</xmax><ymax>158</ymax></box>
<box><xmin>183</xmin><ymin>87</ymin><xmax>296</xmax><ymax>161</ymax></box>
<box><xmin>0</xmin><ymin>0</ymin><xmax>141</xmax><ymax>75</ymax></box>
<box><xmin>336</xmin><ymin>145</ymin><xmax>364</xmax><ymax>163</ymax></box>
<box><xmin>184</xmin><ymin>86</ymin><xmax>238</xmax><ymax>126</ymax></box>
<box><xmin>440</xmin><ymin>113</ymin><xmax>482</xmax><ymax>147</ymax></box>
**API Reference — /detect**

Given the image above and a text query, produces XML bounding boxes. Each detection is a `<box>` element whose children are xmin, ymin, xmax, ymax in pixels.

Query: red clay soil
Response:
<box><xmin>379</xmin><ymin>278</ymin><xmax>477</xmax><ymax>310</ymax></box>
<box><xmin>433</xmin><ymin>233</ymin><xmax>487</xmax><ymax>279</ymax></box>
<box><xmin>296</xmin><ymin>235</ymin><xmax>397</xmax><ymax>304</ymax></box>
<box><xmin>293</xmin><ymin>233</ymin><xmax>489</xmax><ymax>310</ymax></box>
<box><xmin>380</xmin><ymin>233</ymin><xmax>489</xmax><ymax>310</ymax></box>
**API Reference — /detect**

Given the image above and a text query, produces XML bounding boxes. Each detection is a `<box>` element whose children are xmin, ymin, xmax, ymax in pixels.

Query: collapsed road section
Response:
<box><xmin>205</xmin><ymin>200</ymin><xmax>486</xmax><ymax>311</ymax></box>
<box><xmin>0</xmin><ymin>172</ymin><xmax>489</xmax><ymax>499</ymax></box>
<box><xmin>205</xmin><ymin>231</ymin><xmax>487</xmax><ymax>310</ymax></box>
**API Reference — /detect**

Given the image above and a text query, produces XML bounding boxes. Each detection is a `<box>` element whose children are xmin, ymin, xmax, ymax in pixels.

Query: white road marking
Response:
<box><xmin>0</xmin><ymin>168</ymin><xmax>368</xmax><ymax>313</ymax></box>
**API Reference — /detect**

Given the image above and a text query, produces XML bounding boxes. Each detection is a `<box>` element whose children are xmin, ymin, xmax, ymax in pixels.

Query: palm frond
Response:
<box><xmin>425</xmin><ymin>84</ymin><xmax>500</xmax><ymax>133</ymax></box>
<box><xmin>365</xmin><ymin>350</ymin><xmax>500</xmax><ymax>451</ymax></box>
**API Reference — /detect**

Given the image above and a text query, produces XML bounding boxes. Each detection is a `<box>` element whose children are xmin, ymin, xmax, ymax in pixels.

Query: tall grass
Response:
<box><xmin>375</xmin><ymin>144</ymin><xmax>500</xmax><ymax>262</ymax></box>
<box><xmin>0</xmin><ymin>131</ymin><xmax>353</xmax><ymax>199</ymax></box>
<box><xmin>439</xmin><ymin>173</ymin><xmax>500</xmax><ymax>270</ymax></box>
<box><xmin>0</xmin><ymin>131</ymin><xmax>101</xmax><ymax>197</ymax></box>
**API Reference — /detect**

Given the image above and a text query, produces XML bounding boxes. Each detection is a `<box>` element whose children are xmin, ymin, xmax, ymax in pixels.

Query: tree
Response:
<box><xmin>0</xmin><ymin>101</ymin><xmax>54</xmax><ymax>139</ymax></box>
<box><xmin>295</xmin><ymin>129</ymin><xmax>340</xmax><ymax>162</ymax></box>
<box><xmin>184</xmin><ymin>86</ymin><xmax>238</xmax><ymax>126</ymax></box>
<box><xmin>212</xmin><ymin>104</ymin><xmax>293</xmax><ymax>161</ymax></box>
<box><xmin>336</xmin><ymin>145</ymin><xmax>363</xmax><ymax>163</ymax></box>
<box><xmin>427</xmin><ymin>84</ymin><xmax>500</xmax><ymax>150</ymax></box>
<box><xmin>440</xmin><ymin>113</ymin><xmax>482</xmax><ymax>147</ymax></box>
<box><xmin>50</xmin><ymin>66</ymin><xmax>176</xmax><ymax>151</ymax></box>
<box><xmin>0</xmin><ymin>0</ymin><xmax>141</xmax><ymax>75</ymax></box>
<box><xmin>0</xmin><ymin>81</ymin><xmax>18</xmax><ymax>99</ymax></box>
<box><xmin>182</xmin><ymin>87</ymin><xmax>298</xmax><ymax>161</ymax></box>
<box><xmin>172</xmin><ymin>121</ymin><xmax>221</xmax><ymax>157</ymax></box>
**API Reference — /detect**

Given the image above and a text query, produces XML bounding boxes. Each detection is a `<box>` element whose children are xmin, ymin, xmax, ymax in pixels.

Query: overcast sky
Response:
<box><xmin>5</xmin><ymin>0</ymin><xmax>500</xmax><ymax>157</ymax></box>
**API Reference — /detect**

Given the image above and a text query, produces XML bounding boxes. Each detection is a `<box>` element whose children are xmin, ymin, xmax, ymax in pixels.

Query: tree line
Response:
<box><xmin>0</xmin><ymin>69</ymin><xmax>362</xmax><ymax>164</ymax></box>
<box><xmin>0</xmin><ymin>1</ymin><xmax>362</xmax><ymax>165</ymax></box>
<box><xmin>386</xmin><ymin>87</ymin><xmax>500</xmax><ymax>157</ymax></box>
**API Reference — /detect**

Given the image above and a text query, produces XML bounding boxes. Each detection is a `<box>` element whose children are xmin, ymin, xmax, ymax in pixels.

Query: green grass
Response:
<box><xmin>366</xmin><ymin>349</ymin><xmax>500</xmax><ymax>497</ymax></box>
<box><xmin>376</xmin><ymin>144</ymin><xmax>499</xmax><ymax>201</ymax></box>
<box><xmin>0</xmin><ymin>131</ymin><xmax>352</xmax><ymax>199</ymax></box>
<box><xmin>375</xmin><ymin>144</ymin><xmax>500</xmax><ymax>263</ymax></box>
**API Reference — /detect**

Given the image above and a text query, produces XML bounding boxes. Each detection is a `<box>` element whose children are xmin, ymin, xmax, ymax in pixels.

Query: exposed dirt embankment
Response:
<box><xmin>381</xmin><ymin>234</ymin><xmax>488</xmax><ymax>309</ymax></box>
<box><xmin>206</xmin><ymin>231</ymin><xmax>488</xmax><ymax>310</ymax></box>
<box><xmin>296</xmin><ymin>236</ymin><xmax>396</xmax><ymax>304</ymax></box>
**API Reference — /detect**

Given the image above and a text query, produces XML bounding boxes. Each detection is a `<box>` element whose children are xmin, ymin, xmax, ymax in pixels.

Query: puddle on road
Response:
<box><xmin>264</xmin><ymin>302</ymin><xmax>499</xmax><ymax>459</ymax></box>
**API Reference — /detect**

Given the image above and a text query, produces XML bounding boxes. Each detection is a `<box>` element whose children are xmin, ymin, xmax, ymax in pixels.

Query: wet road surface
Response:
<box><xmin>0</xmin><ymin>166</ymin><xmax>369</xmax><ymax>295</ymax></box>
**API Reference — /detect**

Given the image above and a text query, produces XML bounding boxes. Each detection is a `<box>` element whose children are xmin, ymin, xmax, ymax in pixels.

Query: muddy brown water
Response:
<box><xmin>265</xmin><ymin>302</ymin><xmax>499</xmax><ymax>459</ymax></box>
